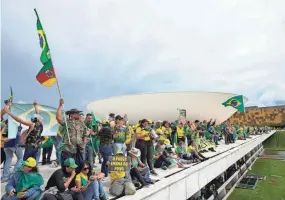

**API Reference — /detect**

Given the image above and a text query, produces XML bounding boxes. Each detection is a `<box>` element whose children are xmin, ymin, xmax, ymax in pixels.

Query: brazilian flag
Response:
<box><xmin>222</xmin><ymin>95</ymin><xmax>245</xmax><ymax>112</ymax></box>
<box><xmin>34</xmin><ymin>9</ymin><xmax>56</xmax><ymax>87</ymax></box>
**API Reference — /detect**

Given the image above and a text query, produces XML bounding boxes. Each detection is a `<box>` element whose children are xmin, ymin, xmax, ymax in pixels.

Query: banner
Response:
<box><xmin>108</xmin><ymin>156</ymin><xmax>130</xmax><ymax>172</ymax></box>
<box><xmin>8</xmin><ymin>103</ymin><xmax>61</xmax><ymax>138</ymax></box>
<box><xmin>178</xmin><ymin>108</ymin><xmax>187</xmax><ymax>124</ymax></box>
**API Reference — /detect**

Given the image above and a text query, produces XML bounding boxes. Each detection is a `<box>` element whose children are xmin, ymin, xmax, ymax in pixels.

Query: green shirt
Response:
<box><xmin>113</xmin><ymin>127</ymin><xmax>128</xmax><ymax>143</ymax></box>
<box><xmin>176</xmin><ymin>146</ymin><xmax>186</xmax><ymax>154</ymax></box>
<box><xmin>85</xmin><ymin>121</ymin><xmax>99</xmax><ymax>148</ymax></box>
<box><xmin>131</xmin><ymin>157</ymin><xmax>139</xmax><ymax>168</ymax></box>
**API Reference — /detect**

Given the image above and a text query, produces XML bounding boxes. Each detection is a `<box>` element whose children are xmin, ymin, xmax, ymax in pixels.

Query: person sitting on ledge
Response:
<box><xmin>2</xmin><ymin>157</ymin><xmax>43</xmax><ymax>200</ymax></box>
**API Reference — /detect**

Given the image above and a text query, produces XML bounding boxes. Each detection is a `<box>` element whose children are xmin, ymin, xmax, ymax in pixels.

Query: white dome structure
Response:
<box><xmin>86</xmin><ymin>91</ymin><xmax>248</xmax><ymax>124</ymax></box>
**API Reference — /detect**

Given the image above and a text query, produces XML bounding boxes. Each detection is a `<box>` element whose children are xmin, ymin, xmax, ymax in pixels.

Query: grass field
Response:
<box><xmin>263</xmin><ymin>131</ymin><xmax>285</xmax><ymax>150</ymax></box>
<box><xmin>228</xmin><ymin>159</ymin><xmax>285</xmax><ymax>200</ymax></box>
<box><xmin>228</xmin><ymin>131</ymin><xmax>285</xmax><ymax>200</ymax></box>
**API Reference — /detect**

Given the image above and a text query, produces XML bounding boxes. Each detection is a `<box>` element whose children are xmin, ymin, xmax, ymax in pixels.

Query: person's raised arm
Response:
<box><xmin>1</xmin><ymin>102</ymin><xmax>11</xmax><ymax>118</ymax></box>
<box><xmin>4</xmin><ymin>106</ymin><xmax>33</xmax><ymax>127</ymax></box>
<box><xmin>207</xmin><ymin>119</ymin><xmax>212</xmax><ymax>129</ymax></box>
<box><xmin>211</xmin><ymin>119</ymin><xmax>216</xmax><ymax>126</ymax></box>
<box><xmin>33</xmin><ymin>100</ymin><xmax>40</xmax><ymax>114</ymax></box>
<box><xmin>56</xmin><ymin>99</ymin><xmax>65</xmax><ymax>125</ymax></box>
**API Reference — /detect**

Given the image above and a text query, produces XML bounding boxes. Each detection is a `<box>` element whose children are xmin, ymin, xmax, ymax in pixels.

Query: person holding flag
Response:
<box><xmin>56</xmin><ymin>99</ymin><xmax>88</xmax><ymax>167</ymax></box>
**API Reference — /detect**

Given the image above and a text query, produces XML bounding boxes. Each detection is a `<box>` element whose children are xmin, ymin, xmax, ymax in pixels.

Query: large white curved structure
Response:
<box><xmin>86</xmin><ymin>92</ymin><xmax>248</xmax><ymax>124</ymax></box>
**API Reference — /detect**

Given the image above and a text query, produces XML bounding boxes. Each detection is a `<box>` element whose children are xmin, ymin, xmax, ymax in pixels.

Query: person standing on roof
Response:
<box><xmin>4</xmin><ymin>101</ymin><xmax>43</xmax><ymax>161</ymax></box>
<box><xmin>135</xmin><ymin>119</ymin><xmax>157</xmax><ymax>176</ymax></box>
<box><xmin>56</xmin><ymin>99</ymin><xmax>88</xmax><ymax>167</ymax></box>
<box><xmin>113</xmin><ymin>115</ymin><xmax>129</xmax><ymax>155</ymax></box>
<box><xmin>98</xmin><ymin>120</ymin><xmax>113</xmax><ymax>178</ymax></box>
<box><xmin>85</xmin><ymin>113</ymin><xmax>99</xmax><ymax>169</ymax></box>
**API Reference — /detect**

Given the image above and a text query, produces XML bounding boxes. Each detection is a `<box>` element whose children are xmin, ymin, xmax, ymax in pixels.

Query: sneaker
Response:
<box><xmin>150</xmin><ymin>170</ymin><xmax>158</xmax><ymax>175</ymax></box>
<box><xmin>161</xmin><ymin>166</ymin><xmax>168</xmax><ymax>170</ymax></box>
<box><xmin>51</xmin><ymin>161</ymin><xmax>58</xmax><ymax>168</ymax></box>
<box><xmin>100</xmin><ymin>193</ymin><xmax>109</xmax><ymax>200</ymax></box>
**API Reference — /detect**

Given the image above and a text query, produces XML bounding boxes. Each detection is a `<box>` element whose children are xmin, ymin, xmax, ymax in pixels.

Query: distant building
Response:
<box><xmin>86</xmin><ymin>91</ymin><xmax>248</xmax><ymax>124</ymax></box>
<box><xmin>226</xmin><ymin>105</ymin><xmax>285</xmax><ymax>126</ymax></box>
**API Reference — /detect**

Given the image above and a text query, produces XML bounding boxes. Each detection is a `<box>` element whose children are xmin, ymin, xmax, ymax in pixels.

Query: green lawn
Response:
<box><xmin>228</xmin><ymin>159</ymin><xmax>285</xmax><ymax>200</ymax></box>
<box><xmin>263</xmin><ymin>131</ymin><xmax>285</xmax><ymax>150</ymax></box>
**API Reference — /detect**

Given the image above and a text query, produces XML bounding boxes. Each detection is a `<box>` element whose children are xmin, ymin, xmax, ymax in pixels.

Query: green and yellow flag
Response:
<box><xmin>222</xmin><ymin>95</ymin><xmax>245</xmax><ymax>112</ymax></box>
<box><xmin>4</xmin><ymin>86</ymin><xmax>13</xmax><ymax>105</ymax></box>
<box><xmin>34</xmin><ymin>9</ymin><xmax>56</xmax><ymax>87</ymax></box>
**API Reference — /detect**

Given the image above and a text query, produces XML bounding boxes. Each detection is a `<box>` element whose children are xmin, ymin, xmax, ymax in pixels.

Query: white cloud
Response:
<box><xmin>2</xmin><ymin>0</ymin><xmax>285</xmax><ymax>106</ymax></box>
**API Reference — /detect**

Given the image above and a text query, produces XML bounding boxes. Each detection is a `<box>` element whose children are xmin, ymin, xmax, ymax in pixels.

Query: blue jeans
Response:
<box><xmin>36</xmin><ymin>148</ymin><xmax>41</xmax><ymax>163</ymax></box>
<box><xmin>52</xmin><ymin>136</ymin><xmax>62</xmax><ymax>164</ymax></box>
<box><xmin>86</xmin><ymin>145</ymin><xmax>95</xmax><ymax>169</ymax></box>
<box><xmin>99</xmin><ymin>145</ymin><xmax>112</xmax><ymax>177</ymax></box>
<box><xmin>93</xmin><ymin>179</ymin><xmax>105</xmax><ymax>199</ymax></box>
<box><xmin>1</xmin><ymin>190</ymin><xmax>41</xmax><ymax>200</ymax></box>
<box><xmin>82</xmin><ymin>181</ymin><xmax>102</xmax><ymax>200</ymax></box>
<box><xmin>214</xmin><ymin>135</ymin><xmax>219</xmax><ymax>145</ymax></box>
<box><xmin>23</xmin><ymin>146</ymin><xmax>40</xmax><ymax>161</ymax></box>
<box><xmin>142</xmin><ymin>167</ymin><xmax>152</xmax><ymax>183</ymax></box>
<box><xmin>2</xmin><ymin>147</ymin><xmax>23</xmax><ymax>180</ymax></box>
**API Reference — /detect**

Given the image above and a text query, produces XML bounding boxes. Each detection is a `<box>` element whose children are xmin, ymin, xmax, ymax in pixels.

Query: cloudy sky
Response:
<box><xmin>2</xmin><ymin>0</ymin><xmax>285</xmax><ymax>111</ymax></box>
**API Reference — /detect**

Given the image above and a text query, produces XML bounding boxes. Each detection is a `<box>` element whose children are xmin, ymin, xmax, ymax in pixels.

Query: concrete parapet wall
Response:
<box><xmin>119</xmin><ymin>131</ymin><xmax>275</xmax><ymax>200</ymax></box>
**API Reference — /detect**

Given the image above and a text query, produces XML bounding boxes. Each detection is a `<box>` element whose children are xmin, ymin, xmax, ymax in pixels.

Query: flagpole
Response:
<box><xmin>34</xmin><ymin>8</ymin><xmax>71</xmax><ymax>144</ymax></box>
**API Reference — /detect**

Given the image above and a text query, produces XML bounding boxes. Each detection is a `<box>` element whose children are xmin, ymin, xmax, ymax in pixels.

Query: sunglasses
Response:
<box><xmin>83</xmin><ymin>167</ymin><xmax>90</xmax><ymax>170</ymax></box>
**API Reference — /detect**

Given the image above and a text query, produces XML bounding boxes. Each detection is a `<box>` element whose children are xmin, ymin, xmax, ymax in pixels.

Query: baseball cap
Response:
<box><xmin>63</xmin><ymin>158</ymin><xmax>78</xmax><ymax>169</ymax></box>
<box><xmin>102</xmin><ymin>120</ymin><xmax>109</xmax><ymax>125</ymax></box>
<box><xmin>22</xmin><ymin>157</ymin><xmax>37</xmax><ymax>168</ymax></box>
<box><xmin>115</xmin><ymin>149</ymin><xmax>124</xmax><ymax>155</ymax></box>
<box><xmin>31</xmin><ymin>114</ymin><xmax>39</xmax><ymax>121</ymax></box>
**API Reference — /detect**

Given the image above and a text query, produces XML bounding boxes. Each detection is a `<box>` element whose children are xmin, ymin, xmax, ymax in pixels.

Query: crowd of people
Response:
<box><xmin>0</xmin><ymin>99</ymin><xmax>271</xmax><ymax>200</ymax></box>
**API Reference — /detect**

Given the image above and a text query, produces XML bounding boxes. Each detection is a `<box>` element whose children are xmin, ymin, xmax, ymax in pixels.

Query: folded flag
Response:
<box><xmin>34</xmin><ymin>9</ymin><xmax>56</xmax><ymax>87</ymax></box>
<box><xmin>222</xmin><ymin>95</ymin><xmax>245</xmax><ymax>112</ymax></box>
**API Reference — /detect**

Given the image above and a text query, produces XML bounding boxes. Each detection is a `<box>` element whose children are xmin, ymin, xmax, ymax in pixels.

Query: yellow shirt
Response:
<box><xmin>136</xmin><ymin>127</ymin><xmax>150</xmax><ymax>141</ymax></box>
<box><xmin>156</xmin><ymin>128</ymin><xmax>166</xmax><ymax>141</ymax></box>
<box><xmin>161</xmin><ymin>126</ymin><xmax>171</xmax><ymax>135</ymax></box>
<box><xmin>110</xmin><ymin>171</ymin><xmax>126</xmax><ymax>183</ymax></box>
<box><xmin>187</xmin><ymin>145</ymin><xmax>195</xmax><ymax>153</ymax></box>
<box><xmin>125</xmin><ymin>126</ymin><xmax>134</xmax><ymax>145</ymax></box>
<box><xmin>177</xmin><ymin>126</ymin><xmax>184</xmax><ymax>138</ymax></box>
<box><xmin>75</xmin><ymin>172</ymin><xmax>88</xmax><ymax>186</ymax></box>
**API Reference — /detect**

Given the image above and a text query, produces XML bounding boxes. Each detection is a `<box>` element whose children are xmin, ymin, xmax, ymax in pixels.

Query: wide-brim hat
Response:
<box><xmin>128</xmin><ymin>148</ymin><xmax>141</xmax><ymax>157</ymax></box>
<box><xmin>164</xmin><ymin>139</ymin><xmax>171</xmax><ymax>146</ymax></box>
<box><xmin>66</xmin><ymin>108</ymin><xmax>82</xmax><ymax>115</ymax></box>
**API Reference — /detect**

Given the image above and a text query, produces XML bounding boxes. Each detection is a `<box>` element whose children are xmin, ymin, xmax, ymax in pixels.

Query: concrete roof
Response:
<box><xmin>86</xmin><ymin>91</ymin><xmax>248</xmax><ymax>124</ymax></box>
